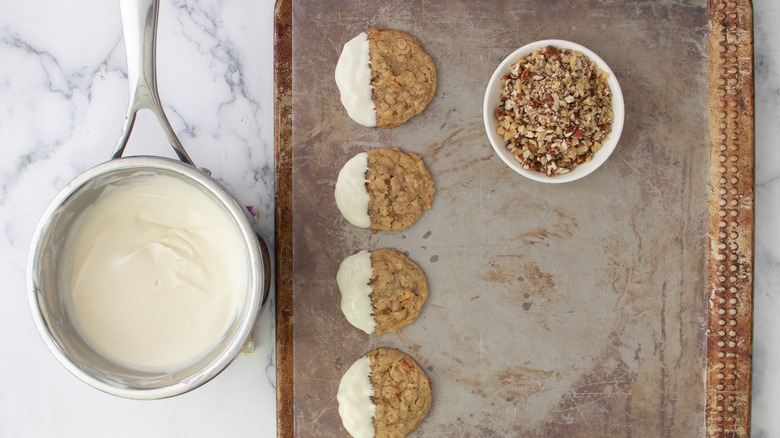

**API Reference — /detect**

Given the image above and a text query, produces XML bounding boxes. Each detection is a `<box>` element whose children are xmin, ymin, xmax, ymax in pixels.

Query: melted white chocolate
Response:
<box><xmin>335</xmin><ymin>152</ymin><xmax>371</xmax><ymax>228</ymax></box>
<box><xmin>63</xmin><ymin>173</ymin><xmax>247</xmax><ymax>371</ymax></box>
<box><xmin>337</xmin><ymin>355</ymin><xmax>376</xmax><ymax>438</ymax></box>
<box><xmin>337</xmin><ymin>250</ymin><xmax>375</xmax><ymax>334</ymax></box>
<box><xmin>335</xmin><ymin>32</ymin><xmax>376</xmax><ymax>127</ymax></box>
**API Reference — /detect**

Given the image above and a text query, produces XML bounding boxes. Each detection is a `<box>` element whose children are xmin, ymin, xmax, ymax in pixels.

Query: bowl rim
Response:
<box><xmin>26</xmin><ymin>156</ymin><xmax>266</xmax><ymax>400</ymax></box>
<box><xmin>483</xmin><ymin>39</ymin><xmax>625</xmax><ymax>183</ymax></box>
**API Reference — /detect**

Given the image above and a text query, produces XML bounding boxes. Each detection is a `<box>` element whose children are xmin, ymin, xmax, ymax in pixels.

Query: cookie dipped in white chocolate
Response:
<box><xmin>337</xmin><ymin>355</ymin><xmax>376</xmax><ymax>438</ymax></box>
<box><xmin>337</xmin><ymin>250</ymin><xmax>375</xmax><ymax>334</ymax></box>
<box><xmin>335</xmin><ymin>32</ymin><xmax>376</xmax><ymax>127</ymax></box>
<box><xmin>335</xmin><ymin>152</ymin><xmax>371</xmax><ymax>228</ymax></box>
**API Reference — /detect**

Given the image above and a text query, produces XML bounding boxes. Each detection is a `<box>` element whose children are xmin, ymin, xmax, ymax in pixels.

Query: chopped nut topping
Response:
<box><xmin>495</xmin><ymin>46</ymin><xmax>614</xmax><ymax>176</ymax></box>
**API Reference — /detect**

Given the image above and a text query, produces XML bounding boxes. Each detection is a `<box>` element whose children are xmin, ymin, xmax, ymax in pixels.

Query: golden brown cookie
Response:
<box><xmin>369</xmin><ymin>249</ymin><xmax>428</xmax><ymax>335</ymax></box>
<box><xmin>368</xmin><ymin>348</ymin><xmax>432</xmax><ymax>438</ymax></box>
<box><xmin>366</xmin><ymin>27</ymin><xmax>437</xmax><ymax>128</ymax></box>
<box><xmin>366</xmin><ymin>147</ymin><xmax>435</xmax><ymax>232</ymax></box>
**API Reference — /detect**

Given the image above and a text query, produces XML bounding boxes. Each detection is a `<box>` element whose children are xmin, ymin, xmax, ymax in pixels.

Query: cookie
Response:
<box><xmin>366</xmin><ymin>148</ymin><xmax>434</xmax><ymax>232</ymax></box>
<box><xmin>334</xmin><ymin>148</ymin><xmax>434</xmax><ymax>233</ymax></box>
<box><xmin>337</xmin><ymin>248</ymin><xmax>428</xmax><ymax>335</ymax></box>
<box><xmin>337</xmin><ymin>348</ymin><xmax>432</xmax><ymax>438</ymax></box>
<box><xmin>335</xmin><ymin>27</ymin><xmax>437</xmax><ymax>128</ymax></box>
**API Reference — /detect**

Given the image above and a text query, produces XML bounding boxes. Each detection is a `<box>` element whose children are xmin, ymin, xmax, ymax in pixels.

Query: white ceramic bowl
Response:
<box><xmin>483</xmin><ymin>39</ymin><xmax>625</xmax><ymax>183</ymax></box>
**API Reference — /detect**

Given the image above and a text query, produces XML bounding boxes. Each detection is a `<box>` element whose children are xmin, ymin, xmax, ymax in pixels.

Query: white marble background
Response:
<box><xmin>0</xmin><ymin>0</ymin><xmax>776</xmax><ymax>437</ymax></box>
<box><xmin>0</xmin><ymin>0</ymin><xmax>278</xmax><ymax>436</ymax></box>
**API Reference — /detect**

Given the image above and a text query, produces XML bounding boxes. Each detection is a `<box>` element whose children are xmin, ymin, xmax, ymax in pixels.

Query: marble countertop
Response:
<box><xmin>0</xmin><ymin>1</ymin><xmax>777</xmax><ymax>436</ymax></box>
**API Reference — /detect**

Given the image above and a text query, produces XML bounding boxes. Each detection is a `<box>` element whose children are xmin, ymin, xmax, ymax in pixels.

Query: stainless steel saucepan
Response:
<box><xmin>26</xmin><ymin>0</ymin><xmax>270</xmax><ymax>399</ymax></box>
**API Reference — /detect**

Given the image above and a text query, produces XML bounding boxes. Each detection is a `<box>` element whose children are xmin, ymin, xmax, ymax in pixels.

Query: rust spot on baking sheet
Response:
<box><xmin>515</xmin><ymin>220</ymin><xmax>579</xmax><ymax>246</ymax></box>
<box><xmin>395</xmin><ymin>339</ymin><xmax>423</xmax><ymax>356</ymax></box>
<box><xmin>457</xmin><ymin>364</ymin><xmax>558</xmax><ymax>399</ymax></box>
<box><xmin>426</xmin><ymin>126</ymin><xmax>467</xmax><ymax>159</ymax></box>
<box><xmin>427</xmin><ymin>125</ymin><xmax>496</xmax><ymax>175</ymax></box>
<box><xmin>479</xmin><ymin>261</ymin><xmax>511</xmax><ymax>284</ymax></box>
<box><xmin>524</xmin><ymin>262</ymin><xmax>556</xmax><ymax>291</ymax></box>
<box><xmin>489</xmin><ymin>210</ymin><xmax>581</xmax><ymax>246</ymax></box>
<box><xmin>540</xmin><ymin>356</ymin><xmax>638</xmax><ymax>436</ymax></box>
<box><xmin>479</xmin><ymin>260</ymin><xmax>554</xmax><ymax>291</ymax></box>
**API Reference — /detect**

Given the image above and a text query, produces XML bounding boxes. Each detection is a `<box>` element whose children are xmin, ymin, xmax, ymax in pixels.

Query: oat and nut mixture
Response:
<box><xmin>368</xmin><ymin>348</ymin><xmax>432</xmax><ymax>438</ymax></box>
<box><xmin>495</xmin><ymin>45</ymin><xmax>614</xmax><ymax>176</ymax></box>
<box><xmin>369</xmin><ymin>248</ymin><xmax>428</xmax><ymax>335</ymax></box>
<box><xmin>366</xmin><ymin>147</ymin><xmax>435</xmax><ymax>232</ymax></box>
<box><xmin>367</xmin><ymin>27</ymin><xmax>437</xmax><ymax>128</ymax></box>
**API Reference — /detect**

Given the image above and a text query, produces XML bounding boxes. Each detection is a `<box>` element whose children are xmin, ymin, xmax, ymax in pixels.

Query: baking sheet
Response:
<box><xmin>274</xmin><ymin>0</ymin><xmax>755</xmax><ymax>436</ymax></box>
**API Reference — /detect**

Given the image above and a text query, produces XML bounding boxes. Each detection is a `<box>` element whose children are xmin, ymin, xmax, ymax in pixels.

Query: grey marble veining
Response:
<box><xmin>0</xmin><ymin>0</ymin><xmax>278</xmax><ymax>436</ymax></box>
<box><xmin>0</xmin><ymin>1</ymin><xmax>777</xmax><ymax>437</ymax></box>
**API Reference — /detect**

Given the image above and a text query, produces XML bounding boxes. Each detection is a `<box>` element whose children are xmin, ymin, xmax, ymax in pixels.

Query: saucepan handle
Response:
<box><xmin>112</xmin><ymin>0</ymin><xmax>195</xmax><ymax>166</ymax></box>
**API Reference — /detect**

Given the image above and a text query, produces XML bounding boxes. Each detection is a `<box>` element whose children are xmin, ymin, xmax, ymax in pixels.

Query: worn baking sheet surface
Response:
<box><xmin>274</xmin><ymin>0</ymin><xmax>755</xmax><ymax>436</ymax></box>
